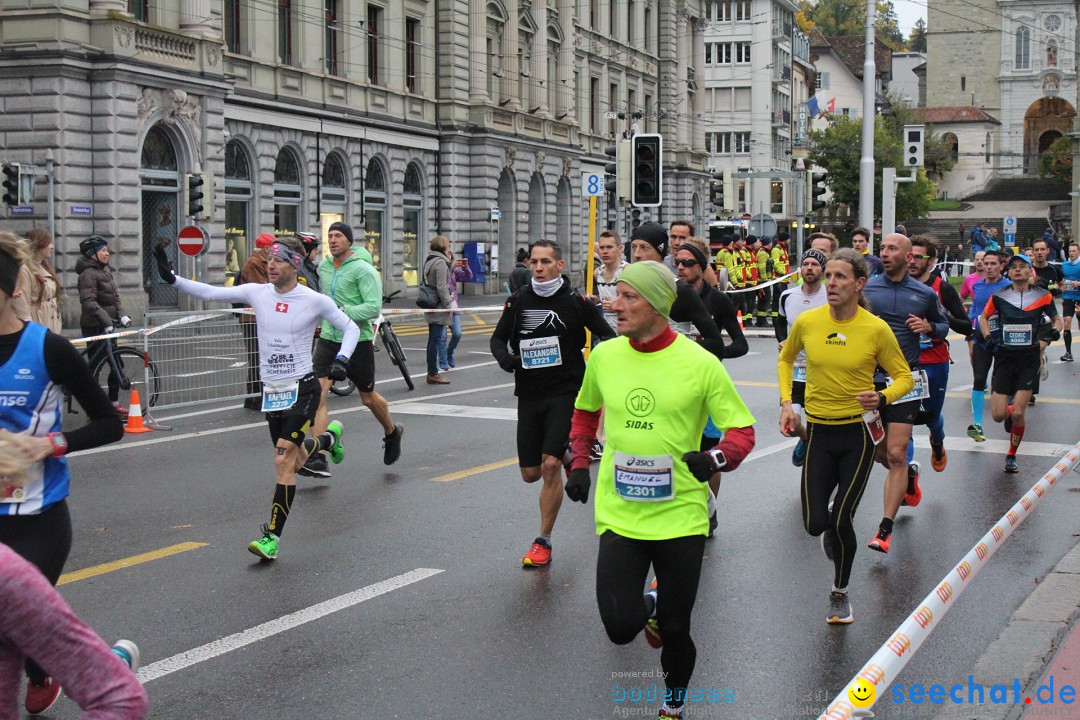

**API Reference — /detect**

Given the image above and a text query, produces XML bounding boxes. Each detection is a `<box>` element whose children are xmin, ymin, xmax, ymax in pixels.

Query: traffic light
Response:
<box><xmin>185</xmin><ymin>172</ymin><xmax>213</xmax><ymax>220</ymax></box>
<box><xmin>630</xmin><ymin>207</ymin><xmax>642</xmax><ymax>231</ymax></box>
<box><xmin>631</xmin><ymin>133</ymin><xmax>662</xmax><ymax>207</ymax></box>
<box><xmin>2</xmin><ymin>163</ymin><xmax>20</xmax><ymax>208</ymax></box>
<box><xmin>806</xmin><ymin>170</ymin><xmax>828</xmax><ymax>213</ymax></box>
<box><xmin>605</xmin><ymin>140</ymin><xmax>631</xmax><ymax>201</ymax></box>
<box><xmin>710</xmin><ymin>169</ymin><xmax>735</xmax><ymax>213</ymax></box>
<box><xmin>903</xmin><ymin>124</ymin><xmax>925</xmax><ymax>168</ymax></box>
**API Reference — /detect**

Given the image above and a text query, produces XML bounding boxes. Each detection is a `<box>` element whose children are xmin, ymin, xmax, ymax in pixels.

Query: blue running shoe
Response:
<box><xmin>792</xmin><ymin>439</ymin><xmax>807</xmax><ymax>467</ymax></box>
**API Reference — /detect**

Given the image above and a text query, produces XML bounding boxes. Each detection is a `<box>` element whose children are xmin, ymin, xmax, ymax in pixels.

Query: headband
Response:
<box><xmin>268</xmin><ymin>243</ymin><xmax>303</xmax><ymax>269</ymax></box>
<box><xmin>802</xmin><ymin>249</ymin><xmax>828</xmax><ymax>268</ymax></box>
<box><xmin>679</xmin><ymin>243</ymin><xmax>709</xmax><ymax>271</ymax></box>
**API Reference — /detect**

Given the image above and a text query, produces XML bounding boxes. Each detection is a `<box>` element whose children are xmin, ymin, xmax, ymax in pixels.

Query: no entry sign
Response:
<box><xmin>177</xmin><ymin>225</ymin><xmax>208</xmax><ymax>257</ymax></box>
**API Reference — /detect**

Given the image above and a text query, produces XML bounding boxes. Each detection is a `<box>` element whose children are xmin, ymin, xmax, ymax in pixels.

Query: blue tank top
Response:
<box><xmin>0</xmin><ymin>322</ymin><xmax>69</xmax><ymax>515</ymax></box>
<box><xmin>1063</xmin><ymin>260</ymin><xmax>1080</xmax><ymax>301</ymax></box>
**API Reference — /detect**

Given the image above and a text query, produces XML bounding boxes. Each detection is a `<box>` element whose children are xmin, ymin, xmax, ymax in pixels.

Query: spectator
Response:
<box><xmin>1044</xmin><ymin>229</ymin><xmax>1063</xmax><ymax>262</ymax></box>
<box><xmin>12</xmin><ymin>229</ymin><xmax>61</xmax><ymax>333</ymax></box>
<box><xmin>439</xmin><ymin>247</ymin><xmax>473</xmax><ymax>371</ymax></box>
<box><xmin>970</xmin><ymin>223</ymin><xmax>989</xmax><ymax>254</ymax></box>
<box><xmin>957</xmin><ymin>222</ymin><xmax>965</xmax><ymax>243</ymax></box>
<box><xmin>76</xmin><ymin>235</ymin><xmax>131</xmax><ymax>416</ymax></box>
<box><xmin>237</xmin><ymin>233</ymin><xmax>274</xmax><ymax>410</ymax></box>
<box><xmin>423</xmin><ymin>236</ymin><xmax>453</xmax><ymax>384</ymax></box>
<box><xmin>508</xmin><ymin>247</ymin><xmax>530</xmax><ymax>293</ymax></box>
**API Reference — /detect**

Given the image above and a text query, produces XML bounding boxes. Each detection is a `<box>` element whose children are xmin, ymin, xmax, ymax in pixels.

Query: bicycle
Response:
<box><xmin>66</xmin><ymin>330</ymin><xmax>161</xmax><ymax>418</ymax></box>
<box><xmin>328</xmin><ymin>290</ymin><xmax>414</xmax><ymax>395</ymax></box>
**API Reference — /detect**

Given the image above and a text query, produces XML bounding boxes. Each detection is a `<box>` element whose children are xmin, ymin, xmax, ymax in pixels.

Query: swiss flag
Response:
<box><xmin>275</xmin><ymin>302</ymin><xmax>289</xmax><ymax>313</ymax></box>
<box><xmin>826</xmin><ymin>97</ymin><xmax>836</xmax><ymax>113</ymax></box>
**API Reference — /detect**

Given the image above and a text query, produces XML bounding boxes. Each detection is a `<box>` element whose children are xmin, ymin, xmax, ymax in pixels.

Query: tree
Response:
<box><xmin>876</xmin><ymin>1</ymin><xmax>906</xmax><ymax>48</ymax></box>
<box><xmin>807</xmin><ymin>114</ymin><xmax>939</xmax><ymax>222</ymax></box>
<box><xmin>908</xmin><ymin>18</ymin><xmax>927</xmax><ymax>53</ymax></box>
<box><xmin>878</xmin><ymin>91</ymin><xmax>956</xmax><ymax>180</ymax></box>
<box><xmin>804</xmin><ymin>0</ymin><xmax>907</xmax><ymax>44</ymax></box>
<box><xmin>1038</xmin><ymin>135</ymin><xmax>1072</xmax><ymax>184</ymax></box>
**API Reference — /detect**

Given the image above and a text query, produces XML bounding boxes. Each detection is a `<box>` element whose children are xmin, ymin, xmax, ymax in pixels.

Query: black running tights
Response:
<box><xmin>802</xmin><ymin>422</ymin><xmax>876</xmax><ymax>589</ymax></box>
<box><xmin>596</xmin><ymin>530</ymin><xmax>706</xmax><ymax>703</ymax></box>
<box><xmin>0</xmin><ymin>500</ymin><xmax>73</xmax><ymax>684</ymax></box>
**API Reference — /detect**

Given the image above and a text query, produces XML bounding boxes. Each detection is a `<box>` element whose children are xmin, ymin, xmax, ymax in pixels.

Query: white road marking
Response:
<box><xmin>137</xmin><ymin>568</ymin><xmax>443</xmax><ymax>683</ymax></box>
<box><xmin>391</xmin><ymin>402</ymin><xmax>517</xmax><ymax>421</ymax></box>
<box><xmin>912</xmin><ymin>436</ymin><xmax>1074</xmax><ymax>458</ymax></box>
<box><xmin>952</xmin><ymin>384</ymin><xmax>974</xmax><ymax>392</ymax></box>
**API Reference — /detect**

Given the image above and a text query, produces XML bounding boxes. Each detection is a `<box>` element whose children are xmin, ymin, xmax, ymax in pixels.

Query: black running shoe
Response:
<box><xmin>383</xmin><ymin>423</ymin><xmax>404</xmax><ymax>465</ymax></box>
<box><xmin>298</xmin><ymin>453</ymin><xmax>330</xmax><ymax>478</ymax></box>
<box><xmin>1004</xmin><ymin>455</ymin><xmax>1019</xmax><ymax>474</ymax></box>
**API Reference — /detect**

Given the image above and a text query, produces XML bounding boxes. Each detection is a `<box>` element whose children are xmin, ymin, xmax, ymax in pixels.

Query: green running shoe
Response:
<box><xmin>966</xmin><ymin>424</ymin><xmax>986</xmax><ymax>443</ymax></box>
<box><xmin>248</xmin><ymin>524</ymin><xmax>279</xmax><ymax>560</ymax></box>
<box><xmin>326</xmin><ymin>420</ymin><xmax>345</xmax><ymax>464</ymax></box>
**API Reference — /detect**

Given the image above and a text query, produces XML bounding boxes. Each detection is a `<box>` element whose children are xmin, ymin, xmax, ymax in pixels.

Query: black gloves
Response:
<box><xmin>565</xmin><ymin>468</ymin><xmax>591</xmax><ymax>503</ymax></box>
<box><xmin>984</xmin><ymin>336</ymin><xmax>1000</xmax><ymax>352</ymax></box>
<box><xmin>328</xmin><ymin>356</ymin><xmax>349</xmax><ymax>382</ymax></box>
<box><xmin>153</xmin><ymin>246</ymin><xmax>176</xmax><ymax>284</ymax></box>
<box><xmin>681</xmin><ymin>451</ymin><xmax>721</xmax><ymax>484</ymax></box>
<box><xmin>1050</xmin><ymin>329</ymin><xmax>1062</xmax><ymax>342</ymax></box>
<box><xmin>497</xmin><ymin>354</ymin><xmax>518</xmax><ymax>373</ymax></box>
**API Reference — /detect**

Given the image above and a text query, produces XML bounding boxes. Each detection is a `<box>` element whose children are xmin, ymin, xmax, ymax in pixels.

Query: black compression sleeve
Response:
<box><xmin>939</xmin><ymin>281</ymin><xmax>973</xmax><ymax>336</ymax></box>
<box><xmin>43</xmin><ymin>332</ymin><xmax>124</xmax><ymax>452</ymax></box>
<box><xmin>774</xmin><ymin>315</ymin><xmax>788</xmax><ymax>343</ymax></box>
<box><xmin>489</xmin><ymin>299</ymin><xmax>516</xmax><ymax>366</ymax></box>
<box><xmin>711</xmin><ymin>292</ymin><xmax>748</xmax><ymax>359</ymax></box>
<box><xmin>672</xmin><ymin>283</ymin><xmax>721</xmax><ymax>338</ymax></box>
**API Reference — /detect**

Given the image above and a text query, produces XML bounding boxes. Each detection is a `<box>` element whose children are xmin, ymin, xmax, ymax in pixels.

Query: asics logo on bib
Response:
<box><xmin>0</xmin><ymin>393</ymin><xmax>29</xmax><ymax>407</ymax></box>
<box><xmin>825</xmin><ymin>332</ymin><xmax>848</xmax><ymax>346</ymax></box>
<box><xmin>625</xmin><ymin>389</ymin><xmax>656</xmax><ymax>417</ymax></box>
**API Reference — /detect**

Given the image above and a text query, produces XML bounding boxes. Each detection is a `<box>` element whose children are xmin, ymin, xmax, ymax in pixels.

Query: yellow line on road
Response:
<box><xmin>431</xmin><ymin>457</ymin><xmax>518</xmax><ymax>482</ymax></box>
<box><xmin>58</xmin><ymin>542</ymin><xmax>209</xmax><ymax>586</ymax></box>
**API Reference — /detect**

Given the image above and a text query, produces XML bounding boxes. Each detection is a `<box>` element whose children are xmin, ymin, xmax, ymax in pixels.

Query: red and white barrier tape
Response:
<box><xmin>817</xmin><ymin>441</ymin><xmax>1080</xmax><ymax>720</ymax></box>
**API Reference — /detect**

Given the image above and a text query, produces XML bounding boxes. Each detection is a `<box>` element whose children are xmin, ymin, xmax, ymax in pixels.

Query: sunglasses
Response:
<box><xmin>675</xmin><ymin>258</ymin><xmax>698</xmax><ymax>268</ymax></box>
<box><xmin>912</xmin><ymin>254</ymin><xmax>933</xmax><ymax>260</ymax></box>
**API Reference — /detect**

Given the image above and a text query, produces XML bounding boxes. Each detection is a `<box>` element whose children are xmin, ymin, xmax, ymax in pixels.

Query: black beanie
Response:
<box><xmin>630</xmin><ymin>222</ymin><xmax>668</xmax><ymax>258</ymax></box>
<box><xmin>328</xmin><ymin>222</ymin><xmax>354</xmax><ymax>244</ymax></box>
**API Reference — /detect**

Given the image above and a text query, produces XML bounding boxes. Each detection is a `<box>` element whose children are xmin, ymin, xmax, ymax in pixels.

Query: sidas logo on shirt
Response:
<box><xmin>275</xmin><ymin>302</ymin><xmax>289</xmax><ymax>313</ymax></box>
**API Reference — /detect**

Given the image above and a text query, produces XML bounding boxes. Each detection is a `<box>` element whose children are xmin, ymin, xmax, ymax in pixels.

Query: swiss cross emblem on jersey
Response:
<box><xmin>275</xmin><ymin>302</ymin><xmax>289</xmax><ymax>313</ymax></box>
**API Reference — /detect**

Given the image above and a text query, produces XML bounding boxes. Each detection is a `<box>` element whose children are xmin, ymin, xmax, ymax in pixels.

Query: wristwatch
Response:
<box><xmin>47</xmin><ymin>432</ymin><xmax>68</xmax><ymax>458</ymax></box>
<box><xmin>876</xmin><ymin>391</ymin><xmax>888</xmax><ymax>409</ymax></box>
<box><xmin>707</xmin><ymin>448</ymin><xmax>728</xmax><ymax>471</ymax></box>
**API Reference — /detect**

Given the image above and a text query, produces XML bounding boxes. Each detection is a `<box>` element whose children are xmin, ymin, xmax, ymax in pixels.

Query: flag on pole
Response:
<box><xmin>806</xmin><ymin>96</ymin><xmax>821</xmax><ymax>118</ymax></box>
<box><xmin>826</xmin><ymin>97</ymin><xmax>836</xmax><ymax>113</ymax></box>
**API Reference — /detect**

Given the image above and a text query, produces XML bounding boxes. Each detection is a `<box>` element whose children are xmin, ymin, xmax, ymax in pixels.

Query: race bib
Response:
<box><xmin>1002</xmin><ymin>323</ymin><xmax>1033</xmax><ymax>347</ymax></box>
<box><xmin>613</xmin><ymin>451</ymin><xmax>674</xmax><ymax>502</ymax></box>
<box><xmin>888</xmin><ymin>369</ymin><xmax>930</xmax><ymax>402</ymax></box>
<box><xmin>918</xmin><ymin>333</ymin><xmax>933</xmax><ymax>351</ymax></box>
<box><xmin>863</xmin><ymin>411</ymin><xmax>885</xmax><ymax>446</ymax></box>
<box><xmin>988</xmin><ymin>317</ymin><xmax>1000</xmax><ymax>333</ymax></box>
<box><xmin>519</xmin><ymin>336</ymin><xmax>562</xmax><ymax>369</ymax></box>
<box><xmin>793</xmin><ymin>359</ymin><xmax>807</xmax><ymax>383</ymax></box>
<box><xmin>261</xmin><ymin>381</ymin><xmax>299</xmax><ymax>412</ymax></box>
<box><xmin>0</xmin><ymin>464</ymin><xmax>41</xmax><ymax>504</ymax></box>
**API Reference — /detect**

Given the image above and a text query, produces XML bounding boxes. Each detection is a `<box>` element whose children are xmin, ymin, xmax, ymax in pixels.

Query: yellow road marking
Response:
<box><xmin>471</xmin><ymin>313</ymin><xmax>488</xmax><ymax>325</ymax></box>
<box><xmin>58</xmin><ymin>542</ymin><xmax>209</xmax><ymax>586</ymax></box>
<box><xmin>431</xmin><ymin>457</ymin><xmax>518</xmax><ymax>482</ymax></box>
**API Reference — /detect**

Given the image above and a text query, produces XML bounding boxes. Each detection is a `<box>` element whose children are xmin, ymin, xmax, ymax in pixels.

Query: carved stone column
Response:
<box><xmin>470</xmin><ymin>0</ymin><xmax>489</xmax><ymax>103</ymax></box>
<box><xmin>89</xmin><ymin>0</ymin><xmax>128</xmax><ymax>14</ymax></box>
<box><xmin>180</xmin><ymin>0</ymin><xmax>217</xmax><ymax>38</ymax></box>
<box><xmin>534</xmin><ymin>6</ymin><xmax>549</xmax><ymax>115</ymax></box>
<box><xmin>505</xmin><ymin>0</ymin><xmax>521</xmax><ymax>110</ymax></box>
<box><xmin>557</xmin><ymin>0</ymin><xmax>574</xmax><ymax>122</ymax></box>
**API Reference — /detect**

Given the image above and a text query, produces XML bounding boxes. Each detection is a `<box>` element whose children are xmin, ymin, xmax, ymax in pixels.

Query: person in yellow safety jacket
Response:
<box><xmin>735</xmin><ymin>236</ymin><xmax>756</xmax><ymax>318</ymax></box>
<box><xmin>714</xmin><ymin>236</ymin><xmax>737</xmax><ymax>292</ymax></box>
<box><xmin>770</xmin><ymin>235</ymin><xmax>791</xmax><ymax>323</ymax></box>
<box><xmin>753</xmin><ymin>237</ymin><xmax>772</xmax><ymax>327</ymax></box>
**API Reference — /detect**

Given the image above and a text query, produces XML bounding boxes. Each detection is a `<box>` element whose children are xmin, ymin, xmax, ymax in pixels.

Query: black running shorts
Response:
<box><xmin>313</xmin><ymin>338</ymin><xmax>376</xmax><ymax>394</ymax></box>
<box><xmin>1064</xmin><ymin>299</ymin><xmax>1076</xmax><ymax>318</ymax></box>
<box><xmin>991</xmin><ymin>349</ymin><xmax>1041</xmax><ymax>396</ymax></box>
<box><xmin>791</xmin><ymin>380</ymin><xmax>806</xmax><ymax>407</ymax></box>
<box><xmin>517</xmin><ymin>392</ymin><xmax>576</xmax><ymax>468</ymax></box>
<box><xmin>266</xmin><ymin>373</ymin><xmax>322</xmax><ymax>447</ymax></box>
<box><xmin>874</xmin><ymin>381</ymin><xmax>920</xmax><ymax>425</ymax></box>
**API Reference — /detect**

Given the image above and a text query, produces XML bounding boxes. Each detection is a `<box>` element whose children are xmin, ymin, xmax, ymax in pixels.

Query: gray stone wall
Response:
<box><xmin>926</xmin><ymin>0</ymin><xmax>1001</xmax><ymax>110</ymax></box>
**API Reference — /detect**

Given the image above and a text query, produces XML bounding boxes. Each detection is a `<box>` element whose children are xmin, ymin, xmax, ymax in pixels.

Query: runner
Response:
<box><xmin>960</xmin><ymin>251</ymin><xmax>986</xmax><ymax>302</ymax></box>
<box><xmin>1061</xmin><ymin>241</ymin><xmax>1080</xmax><ymax>361</ymax></box>
<box><xmin>489</xmin><ymin>240</ymin><xmax>615</xmax><ymax>567</ymax></box>
<box><xmin>808</xmin><ymin>232</ymin><xmax>838</xmax><ymax>257</ymax></box>
<box><xmin>851</xmin><ymin>226</ymin><xmax>884</xmax><ymax>276</ymax></box>
<box><xmin>589</xmin><ymin>229</ymin><xmax>627</xmax><ymax>332</ymax></box>
<box><xmin>779</xmin><ymin>249</ymin><xmax>913</xmax><ymax>624</ymax></box>
<box><xmin>862</xmin><ymin>233</ymin><xmax>949</xmax><ymax>554</ymax></box>
<box><xmin>0</xmin><ymin>231</ymin><xmax>126</xmax><ymax>714</ymax></box>
<box><xmin>153</xmin><ymin>238</ymin><xmax>359</xmax><ymax>560</ymax></box>
<box><xmin>908</xmin><ymin>235</ymin><xmax>973</xmax><ymax>472</ymax></box>
<box><xmin>1029</xmin><ymin>238</ymin><xmax>1064</xmax><ymax>401</ymax></box>
<box><xmin>774</xmin><ymin>249</ymin><xmax>829</xmax><ymax>467</ymax></box>
<box><xmin>966</xmin><ymin>250</ymin><xmax>1011</xmax><ymax>442</ymax></box>
<box><xmin>564</xmin><ymin>261</ymin><xmax>756</xmax><ymax>720</ymax></box>
<box><xmin>303</xmin><ymin>222</ymin><xmax>404</xmax><ymax>478</ymax></box>
<box><xmin>979</xmin><ymin>254</ymin><xmax>1062</xmax><ymax>473</ymax></box>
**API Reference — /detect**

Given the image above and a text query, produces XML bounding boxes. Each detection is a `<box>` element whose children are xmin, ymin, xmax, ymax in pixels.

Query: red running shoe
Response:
<box><xmin>867</xmin><ymin>529</ymin><xmax>892</xmax><ymax>554</ymax></box>
<box><xmin>522</xmin><ymin>538</ymin><xmax>551</xmax><ymax>567</ymax></box>
<box><xmin>901</xmin><ymin>461</ymin><xmax>922</xmax><ymax>507</ymax></box>
<box><xmin>25</xmin><ymin>677</ymin><xmax>61</xmax><ymax>714</ymax></box>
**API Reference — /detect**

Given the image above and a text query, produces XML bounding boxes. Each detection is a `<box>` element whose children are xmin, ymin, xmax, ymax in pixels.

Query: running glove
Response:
<box><xmin>152</xmin><ymin>246</ymin><xmax>176</xmax><ymax>284</ymax></box>
<box><xmin>328</xmin><ymin>355</ymin><xmax>349</xmax><ymax>382</ymax></box>
<box><xmin>565</xmin><ymin>468</ymin><xmax>591</xmax><ymax>503</ymax></box>
<box><xmin>497</xmin><ymin>354</ymin><xmax>518</xmax><ymax>373</ymax></box>
<box><xmin>1050</xmin><ymin>329</ymin><xmax>1062</xmax><ymax>342</ymax></box>
<box><xmin>682</xmin><ymin>451</ymin><xmax>721</xmax><ymax>484</ymax></box>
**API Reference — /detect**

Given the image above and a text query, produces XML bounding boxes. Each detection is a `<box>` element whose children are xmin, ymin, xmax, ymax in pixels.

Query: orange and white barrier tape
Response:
<box><xmin>817</xmin><ymin>441</ymin><xmax>1080</xmax><ymax>720</ymax></box>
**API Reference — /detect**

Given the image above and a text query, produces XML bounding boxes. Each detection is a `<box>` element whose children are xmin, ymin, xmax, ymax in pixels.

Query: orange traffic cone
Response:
<box><xmin>736</xmin><ymin>310</ymin><xmax>744</xmax><ymax>330</ymax></box>
<box><xmin>124</xmin><ymin>390</ymin><xmax>153</xmax><ymax>434</ymax></box>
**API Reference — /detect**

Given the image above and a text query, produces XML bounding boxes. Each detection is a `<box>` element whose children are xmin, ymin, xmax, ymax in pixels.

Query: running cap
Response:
<box><xmin>618</xmin><ymin>260</ymin><xmax>677</xmax><ymax>317</ymax></box>
<box><xmin>1007</xmin><ymin>253</ymin><xmax>1033</xmax><ymax>268</ymax></box>
<box><xmin>803</xmin><ymin>249</ymin><xmax>828</xmax><ymax>268</ymax></box>
<box><xmin>630</xmin><ymin>222</ymin><xmax>668</xmax><ymax>258</ymax></box>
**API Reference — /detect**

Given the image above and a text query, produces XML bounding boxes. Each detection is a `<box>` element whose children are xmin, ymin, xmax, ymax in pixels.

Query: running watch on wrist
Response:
<box><xmin>706</xmin><ymin>449</ymin><xmax>728</xmax><ymax>471</ymax></box>
<box><xmin>876</xmin><ymin>391</ymin><xmax>888</xmax><ymax>409</ymax></box>
<box><xmin>47</xmin><ymin>432</ymin><xmax>68</xmax><ymax>458</ymax></box>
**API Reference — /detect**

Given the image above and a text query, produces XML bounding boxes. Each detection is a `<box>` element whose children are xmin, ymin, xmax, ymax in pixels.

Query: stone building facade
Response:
<box><xmin>0</xmin><ymin>0</ymin><xmax>708</xmax><ymax>323</ymax></box>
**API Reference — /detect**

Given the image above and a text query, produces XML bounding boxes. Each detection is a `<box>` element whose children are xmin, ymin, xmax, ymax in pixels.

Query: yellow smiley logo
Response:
<box><xmin>847</xmin><ymin>678</ymin><xmax>876</xmax><ymax>708</ymax></box>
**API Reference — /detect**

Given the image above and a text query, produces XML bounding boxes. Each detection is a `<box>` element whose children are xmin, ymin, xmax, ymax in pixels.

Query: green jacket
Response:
<box><xmin>318</xmin><ymin>250</ymin><xmax>381</xmax><ymax>342</ymax></box>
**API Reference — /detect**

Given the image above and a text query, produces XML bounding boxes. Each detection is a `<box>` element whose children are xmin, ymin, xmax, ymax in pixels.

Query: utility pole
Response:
<box><xmin>859</xmin><ymin>0</ymin><xmax>877</xmax><ymax>234</ymax></box>
<box><xmin>1072</xmin><ymin>0</ymin><xmax>1080</xmax><ymax>234</ymax></box>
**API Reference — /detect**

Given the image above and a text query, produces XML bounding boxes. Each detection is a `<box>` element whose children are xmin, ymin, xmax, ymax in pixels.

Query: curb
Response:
<box><xmin>932</xmin><ymin>541</ymin><xmax>1080</xmax><ymax>720</ymax></box>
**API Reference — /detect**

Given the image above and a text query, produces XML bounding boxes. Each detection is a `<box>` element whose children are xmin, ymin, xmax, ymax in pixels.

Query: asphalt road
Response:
<box><xmin>37</xmin><ymin>318</ymin><xmax>1080</xmax><ymax>720</ymax></box>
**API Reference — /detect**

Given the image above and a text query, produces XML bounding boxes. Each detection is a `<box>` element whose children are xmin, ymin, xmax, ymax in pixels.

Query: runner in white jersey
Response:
<box><xmin>774</xmin><ymin>249</ymin><xmax>828</xmax><ymax>467</ymax></box>
<box><xmin>153</xmin><ymin>239</ymin><xmax>359</xmax><ymax>560</ymax></box>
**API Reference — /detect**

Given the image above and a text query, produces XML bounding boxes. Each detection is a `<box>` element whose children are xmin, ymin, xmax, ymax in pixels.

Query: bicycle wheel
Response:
<box><xmin>381</xmin><ymin>324</ymin><xmax>414</xmax><ymax>390</ymax></box>
<box><xmin>92</xmin><ymin>347</ymin><xmax>161</xmax><ymax>410</ymax></box>
<box><xmin>329</xmin><ymin>377</ymin><xmax>356</xmax><ymax>396</ymax></box>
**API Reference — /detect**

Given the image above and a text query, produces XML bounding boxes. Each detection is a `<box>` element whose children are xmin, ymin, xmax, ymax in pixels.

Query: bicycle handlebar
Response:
<box><xmin>383</xmin><ymin>290</ymin><xmax>403</xmax><ymax>303</ymax></box>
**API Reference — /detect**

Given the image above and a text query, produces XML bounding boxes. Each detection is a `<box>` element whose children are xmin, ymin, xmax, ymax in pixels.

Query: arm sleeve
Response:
<box><xmin>982</xmin><ymin>296</ymin><xmax>998</xmax><ymax>318</ymax></box>
<box><xmin>703</xmin><ymin>361</ymin><xmax>756</xmax><ymax>464</ymax></box>
<box><xmin>12</xmin><ymin>264</ymin><xmax>33</xmax><ymax>322</ymax></box>
<box><xmin>878</xmin><ymin>329</ymin><xmax>915</xmax><ymax>403</ymax></box>
<box><xmin>926</xmin><ymin>294</ymin><xmax>950</xmax><ymax>340</ymax></box>
<box><xmin>939</xmin><ymin>282</ymin><xmax>973</xmax><ymax>336</ymax></box>
<box><xmin>569</xmin><ymin>408</ymin><xmax>602</xmax><ymax>471</ymax></box>
<box><xmin>489</xmin><ymin>299</ymin><xmax>516</xmax><ymax>366</ymax></box>
<box><xmin>43</xmin><ymin>332</ymin><xmax>124</xmax><ymax>452</ymax></box>
<box><xmin>712</xmin><ymin>291</ymin><xmax>748</xmax><ymax>358</ymax></box>
<box><xmin>320</xmin><ymin>295</ymin><xmax>361</xmax><ymax>359</ymax></box>
<box><xmin>173</xmin><ymin>276</ymin><xmax>252</xmax><ymax>304</ymax></box>
<box><xmin>774</xmin><ymin>289</ymin><xmax>788</xmax><ymax>342</ymax></box>
<box><xmin>673</xmin><ymin>284</ymin><xmax>721</xmax><ymax>339</ymax></box>
<box><xmin>340</xmin><ymin>269</ymin><xmax>382</xmax><ymax>325</ymax></box>
<box><xmin>580</xmin><ymin>295</ymin><xmax>616</xmax><ymax>341</ymax></box>
<box><xmin>712</xmin><ymin>426</ymin><xmax>755</xmax><ymax>473</ymax></box>
<box><xmin>776</xmin><ymin>316</ymin><xmax>803</xmax><ymax>404</ymax></box>
<box><xmin>0</xmin><ymin>549</ymin><xmax>149</xmax><ymax>720</ymax></box>
<box><xmin>78</xmin><ymin>272</ymin><xmax>112</xmax><ymax>328</ymax></box>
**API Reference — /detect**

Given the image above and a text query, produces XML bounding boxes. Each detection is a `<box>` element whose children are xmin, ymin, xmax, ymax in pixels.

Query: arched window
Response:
<box><xmin>140</xmin><ymin>125</ymin><xmax>182</xmax><ymax>308</ymax></box>
<box><xmin>141</xmin><ymin>126</ymin><xmax>178</xmax><ymax>171</ymax></box>
<box><xmin>942</xmin><ymin>132</ymin><xmax>959</xmax><ymax>164</ymax></box>
<box><xmin>225</xmin><ymin>140</ymin><xmax>253</xmax><ymax>277</ymax></box>
<box><xmin>402</xmin><ymin>163</ymin><xmax>425</xmax><ymax>287</ymax></box>
<box><xmin>321</xmin><ymin>153</ymin><xmax>347</xmax><ymax>205</ymax></box>
<box><xmin>364</xmin><ymin>158</ymin><xmax>387</xmax><ymax>272</ymax></box>
<box><xmin>273</xmin><ymin>147</ymin><xmax>303</xmax><ymax>235</ymax></box>
<box><xmin>1015</xmin><ymin>26</ymin><xmax>1030</xmax><ymax>70</ymax></box>
<box><xmin>487</xmin><ymin>2</ymin><xmax>507</xmax><ymax>100</ymax></box>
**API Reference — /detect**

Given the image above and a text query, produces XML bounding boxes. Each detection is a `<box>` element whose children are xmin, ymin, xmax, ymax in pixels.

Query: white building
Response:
<box><xmin>888</xmin><ymin>51</ymin><xmax>926</xmax><ymax>107</ymax></box>
<box><xmin>913</xmin><ymin>107</ymin><xmax>999</xmax><ymax>200</ymax></box>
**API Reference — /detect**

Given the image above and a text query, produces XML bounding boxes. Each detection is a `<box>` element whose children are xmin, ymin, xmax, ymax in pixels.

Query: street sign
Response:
<box><xmin>1003</xmin><ymin>215</ymin><xmax>1017</xmax><ymax>248</ymax></box>
<box><xmin>70</xmin><ymin>205</ymin><xmax>92</xmax><ymax>216</ymax></box>
<box><xmin>177</xmin><ymin>225</ymin><xmax>208</xmax><ymax>257</ymax></box>
<box><xmin>9</xmin><ymin>206</ymin><xmax>33</xmax><ymax>215</ymax></box>
<box><xmin>490</xmin><ymin>206</ymin><xmax>502</xmax><ymax>221</ymax></box>
<box><xmin>582</xmin><ymin>171</ymin><xmax>605</xmax><ymax>197</ymax></box>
